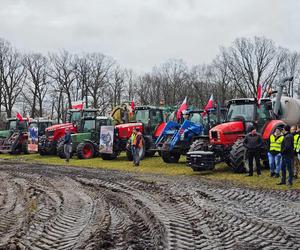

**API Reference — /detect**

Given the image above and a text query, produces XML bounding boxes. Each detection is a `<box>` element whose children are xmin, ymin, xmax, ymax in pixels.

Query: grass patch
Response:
<box><xmin>0</xmin><ymin>153</ymin><xmax>299</xmax><ymax>190</ymax></box>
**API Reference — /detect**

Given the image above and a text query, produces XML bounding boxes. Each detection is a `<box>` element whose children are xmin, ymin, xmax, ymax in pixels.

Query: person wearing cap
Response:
<box><xmin>268</xmin><ymin>127</ymin><xmax>283</xmax><ymax>178</ymax></box>
<box><xmin>278</xmin><ymin>125</ymin><xmax>294</xmax><ymax>186</ymax></box>
<box><xmin>243</xmin><ymin>125</ymin><xmax>263</xmax><ymax>176</ymax></box>
<box><xmin>182</xmin><ymin>110</ymin><xmax>190</xmax><ymax>121</ymax></box>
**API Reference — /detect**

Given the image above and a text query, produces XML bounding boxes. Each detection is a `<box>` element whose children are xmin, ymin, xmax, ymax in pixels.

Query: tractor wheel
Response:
<box><xmin>161</xmin><ymin>151</ymin><xmax>180</xmax><ymax>163</ymax></box>
<box><xmin>229</xmin><ymin>139</ymin><xmax>248</xmax><ymax>173</ymax></box>
<box><xmin>57</xmin><ymin>139</ymin><xmax>66</xmax><ymax>159</ymax></box>
<box><xmin>189</xmin><ymin>139</ymin><xmax>206</xmax><ymax>152</ymax></box>
<box><xmin>77</xmin><ymin>142</ymin><xmax>95</xmax><ymax>159</ymax></box>
<box><xmin>22</xmin><ymin>141</ymin><xmax>29</xmax><ymax>154</ymax></box>
<box><xmin>101</xmin><ymin>153</ymin><xmax>118</xmax><ymax>160</ymax></box>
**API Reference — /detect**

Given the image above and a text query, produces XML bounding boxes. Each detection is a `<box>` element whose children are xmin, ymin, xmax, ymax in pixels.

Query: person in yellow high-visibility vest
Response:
<box><xmin>268</xmin><ymin>128</ymin><xmax>283</xmax><ymax>178</ymax></box>
<box><xmin>132</xmin><ymin>128</ymin><xmax>143</xmax><ymax>166</ymax></box>
<box><xmin>294</xmin><ymin>125</ymin><xmax>300</xmax><ymax>179</ymax></box>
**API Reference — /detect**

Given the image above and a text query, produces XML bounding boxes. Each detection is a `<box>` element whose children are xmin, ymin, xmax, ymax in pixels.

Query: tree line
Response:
<box><xmin>0</xmin><ymin>36</ymin><xmax>299</xmax><ymax>121</ymax></box>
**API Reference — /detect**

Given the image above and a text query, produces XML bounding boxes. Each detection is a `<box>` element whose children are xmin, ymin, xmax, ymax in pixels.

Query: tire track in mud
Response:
<box><xmin>0</xmin><ymin>163</ymin><xmax>300</xmax><ymax>249</ymax></box>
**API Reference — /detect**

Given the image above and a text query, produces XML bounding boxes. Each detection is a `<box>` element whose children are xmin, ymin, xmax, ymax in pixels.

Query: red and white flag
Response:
<box><xmin>257</xmin><ymin>83</ymin><xmax>262</xmax><ymax>107</ymax></box>
<box><xmin>16</xmin><ymin>112</ymin><xmax>23</xmax><ymax>121</ymax></box>
<box><xmin>71</xmin><ymin>100</ymin><xmax>84</xmax><ymax>110</ymax></box>
<box><xmin>202</xmin><ymin>95</ymin><xmax>214</xmax><ymax>117</ymax></box>
<box><xmin>131</xmin><ymin>99</ymin><xmax>135</xmax><ymax>110</ymax></box>
<box><xmin>176</xmin><ymin>97</ymin><xmax>188</xmax><ymax>120</ymax></box>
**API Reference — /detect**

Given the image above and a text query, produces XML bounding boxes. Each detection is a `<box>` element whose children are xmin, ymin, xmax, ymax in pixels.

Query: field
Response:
<box><xmin>0</xmin><ymin>153</ymin><xmax>299</xmax><ymax>190</ymax></box>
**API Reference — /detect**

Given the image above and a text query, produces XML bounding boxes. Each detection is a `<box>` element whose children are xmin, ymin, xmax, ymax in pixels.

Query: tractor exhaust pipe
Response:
<box><xmin>273</xmin><ymin>77</ymin><xmax>294</xmax><ymax>117</ymax></box>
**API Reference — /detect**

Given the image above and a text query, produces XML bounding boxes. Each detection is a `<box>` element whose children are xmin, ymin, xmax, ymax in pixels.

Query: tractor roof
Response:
<box><xmin>68</xmin><ymin>108</ymin><xmax>99</xmax><ymax>112</ymax></box>
<box><xmin>228</xmin><ymin>98</ymin><xmax>271</xmax><ymax>105</ymax></box>
<box><xmin>7</xmin><ymin>118</ymin><xmax>18</xmax><ymax>121</ymax></box>
<box><xmin>135</xmin><ymin>106</ymin><xmax>164</xmax><ymax>110</ymax></box>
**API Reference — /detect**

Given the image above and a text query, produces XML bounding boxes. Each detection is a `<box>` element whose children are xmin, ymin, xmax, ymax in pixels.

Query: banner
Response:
<box><xmin>99</xmin><ymin>126</ymin><xmax>114</xmax><ymax>154</ymax></box>
<box><xmin>28</xmin><ymin>124</ymin><xmax>38</xmax><ymax>152</ymax></box>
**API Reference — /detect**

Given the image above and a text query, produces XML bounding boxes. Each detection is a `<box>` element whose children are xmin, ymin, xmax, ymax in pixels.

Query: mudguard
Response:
<box><xmin>262</xmin><ymin>120</ymin><xmax>286</xmax><ymax>140</ymax></box>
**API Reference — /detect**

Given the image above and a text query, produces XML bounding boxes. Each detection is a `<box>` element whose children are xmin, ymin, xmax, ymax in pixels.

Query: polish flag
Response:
<box><xmin>131</xmin><ymin>99</ymin><xmax>135</xmax><ymax>110</ymax></box>
<box><xmin>257</xmin><ymin>83</ymin><xmax>262</xmax><ymax>107</ymax></box>
<box><xmin>71</xmin><ymin>100</ymin><xmax>84</xmax><ymax>110</ymax></box>
<box><xmin>176</xmin><ymin>97</ymin><xmax>188</xmax><ymax>120</ymax></box>
<box><xmin>16</xmin><ymin>112</ymin><xmax>23</xmax><ymax>121</ymax></box>
<box><xmin>202</xmin><ymin>95</ymin><xmax>214</xmax><ymax>117</ymax></box>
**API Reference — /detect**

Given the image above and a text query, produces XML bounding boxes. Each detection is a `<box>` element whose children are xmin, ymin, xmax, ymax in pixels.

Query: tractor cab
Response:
<box><xmin>29</xmin><ymin>119</ymin><xmax>54</xmax><ymax>137</ymax></box>
<box><xmin>226</xmin><ymin>98</ymin><xmax>273</xmax><ymax>133</ymax></box>
<box><xmin>134</xmin><ymin>106</ymin><xmax>164</xmax><ymax>135</ymax></box>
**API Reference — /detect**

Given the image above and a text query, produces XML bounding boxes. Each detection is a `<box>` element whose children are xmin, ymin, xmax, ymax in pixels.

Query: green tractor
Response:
<box><xmin>0</xmin><ymin>118</ymin><xmax>19</xmax><ymax>140</ymax></box>
<box><xmin>57</xmin><ymin>115</ymin><xmax>112</xmax><ymax>159</ymax></box>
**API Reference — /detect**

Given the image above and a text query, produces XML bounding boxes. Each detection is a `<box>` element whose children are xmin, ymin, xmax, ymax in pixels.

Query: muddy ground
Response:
<box><xmin>0</xmin><ymin>162</ymin><xmax>300</xmax><ymax>250</ymax></box>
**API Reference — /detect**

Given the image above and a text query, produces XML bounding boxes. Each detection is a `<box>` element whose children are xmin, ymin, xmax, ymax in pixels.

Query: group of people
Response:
<box><xmin>244</xmin><ymin>124</ymin><xmax>299</xmax><ymax>186</ymax></box>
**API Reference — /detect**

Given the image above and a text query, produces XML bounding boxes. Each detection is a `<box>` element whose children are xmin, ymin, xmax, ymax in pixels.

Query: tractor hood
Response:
<box><xmin>46</xmin><ymin>123</ymin><xmax>74</xmax><ymax>132</ymax></box>
<box><xmin>115</xmin><ymin>122</ymin><xmax>143</xmax><ymax>139</ymax></box>
<box><xmin>209</xmin><ymin>121</ymin><xmax>245</xmax><ymax>146</ymax></box>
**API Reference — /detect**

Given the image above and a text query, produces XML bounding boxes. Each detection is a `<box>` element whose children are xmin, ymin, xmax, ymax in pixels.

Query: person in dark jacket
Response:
<box><xmin>243</xmin><ymin>125</ymin><xmax>263</xmax><ymax>176</ymax></box>
<box><xmin>278</xmin><ymin>125</ymin><xmax>294</xmax><ymax>186</ymax></box>
<box><xmin>64</xmin><ymin>128</ymin><xmax>72</xmax><ymax>162</ymax></box>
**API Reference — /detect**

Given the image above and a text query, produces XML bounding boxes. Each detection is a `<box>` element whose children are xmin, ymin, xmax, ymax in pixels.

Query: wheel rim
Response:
<box><xmin>83</xmin><ymin>144</ymin><xmax>93</xmax><ymax>158</ymax></box>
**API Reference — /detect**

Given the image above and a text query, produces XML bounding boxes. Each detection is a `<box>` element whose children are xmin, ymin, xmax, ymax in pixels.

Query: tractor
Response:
<box><xmin>38</xmin><ymin>108</ymin><xmax>98</xmax><ymax>155</ymax></box>
<box><xmin>0</xmin><ymin>118</ymin><xmax>19</xmax><ymax>140</ymax></box>
<box><xmin>101</xmin><ymin>105</ymin><xmax>166</xmax><ymax>160</ymax></box>
<box><xmin>57</xmin><ymin>115</ymin><xmax>112</xmax><ymax>159</ymax></box>
<box><xmin>0</xmin><ymin>119</ymin><xmax>29</xmax><ymax>154</ymax></box>
<box><xmin>156</xmin><ymin>108</ymin><xmax>227</xmax><ymax>163</ymax></box>
<box><xmin>187</xmin><ymin>77</ymin><xmax>294</xmax><ymax>172</ymax></box>
<box><xmin>0</xmin><ymin>118</ymin><xmax>54</xmax><ymax>154</ymax></box>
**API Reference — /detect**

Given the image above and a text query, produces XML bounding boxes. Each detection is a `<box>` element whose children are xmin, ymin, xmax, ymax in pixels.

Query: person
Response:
<box><xmin>278</xmin><ymin>125</ymin><xmax>294</xmax><ymax>186</ymax></box>
<box><xmin>132</xmin><ymin>128</ymin><xmax>143</xmax><ymax>166</ymax></box>
<box><xmin>128</xmin><ymin>128</ymin><xmax>136</xmax><ymax>164</ymax></box>
<box><xmin>293</xmin><ymin>125</ymin><xmax>300</xmax><ymax>179</ymax></box>
<box><xmin>64</xmin><ymin>128</ymin><xmax>72</xmax><ymax>162</ymax></box>
<box><xmin>182</xmin><ymin>110</ymin><xmax>190</xmax><ymax>121</ymax></box>
<box><xmin>268</xmin><ymin>127</ymin><xmax>283</xmax><ymax>178</ymax></box>
<box><xmin>243</xmin><ymin>125</ymin><xmax>263</xmax><ymax>176</ymax></box>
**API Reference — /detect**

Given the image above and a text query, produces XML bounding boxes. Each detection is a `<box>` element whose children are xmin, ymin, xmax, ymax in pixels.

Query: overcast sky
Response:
<box><xmin>0</xmin><ymin>0</ymin><xmax>299</xmax><ymax>72</ymax></box>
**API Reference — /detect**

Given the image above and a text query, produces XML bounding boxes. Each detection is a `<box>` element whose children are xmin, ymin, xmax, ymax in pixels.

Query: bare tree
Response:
<box><xmin>23</xmin><ymin>53</ymin><xmax>49</xmax><ymax>117</ymax></box>
<box><xmin>109</xmin><ymin>66</ymin><xmax>125</xmax><ymax>108</ymax></box>
<box><xmin>0</xmin><ymin>39</ymin><xmax>25</xmax><ymax>117</ymax></box>
<box><xmin>221</xmin><ymin>37</ymin><xmax>286</xmax><ymax>97</ymax></box>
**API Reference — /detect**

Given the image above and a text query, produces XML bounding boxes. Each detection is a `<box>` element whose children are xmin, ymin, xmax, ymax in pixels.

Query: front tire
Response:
<box><xmin>229</xmin><ymin>139</ymin><xmax>247</xmax><ymax>173</ymax></box>
<box><xmin>77</xmin><ymin>142</ymin><xmax>95</xmax><ymax>159</ymax></box>
<box><xmin>161</xmin><ymin>151</ymin><xmax>180</xmax><ymax>163</ymax></box>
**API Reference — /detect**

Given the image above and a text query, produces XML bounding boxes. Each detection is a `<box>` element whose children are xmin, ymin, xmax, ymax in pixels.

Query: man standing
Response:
<box><xmin>64</xmin><ymin>128</ymin><xmax>72</xmax><ymax>162</ymax></box>
<box><xmin>132</xmin><ymin>128</ymin><xmax>143</xmax><ymax>166</ymax></box>
<box><xmin>293</xmin><ymin>125</ymin><xmax>300</xmax><ymax>179</ymax></box>
<box><xmin>268</xmin><ymin>128</ymin><xmax>283</xmax><ymax>178</ymax></box>
<box><xmin>243</xmin><ymin>125</ymin><xmax>263</xmax><ymax>176</ymax></box>
<box><xmin>278</xmin><ymin>125</ymin><xmax>294</xmax><ymax>186</ymax></box>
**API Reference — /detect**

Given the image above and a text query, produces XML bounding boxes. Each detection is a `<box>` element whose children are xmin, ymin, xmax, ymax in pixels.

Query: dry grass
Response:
<box><xmin>0</xmin><ymin>153</ymin><xmax>299</xmax><ymax>190</ymax></box>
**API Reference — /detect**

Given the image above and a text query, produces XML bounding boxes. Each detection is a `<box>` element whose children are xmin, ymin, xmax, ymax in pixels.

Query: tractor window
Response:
<box><xmin>190</xmin><ymin>113</ymin><xmax>203</xmax><ymax>125</ymax></box>
<box><xmin>68</xmin><ymin>111</ymin><xmax>81</xmax><ymax>123</ymax></box>
<box><xmin>150</xmin><ymin>110</ymin><xmax>163</xmax><ymax>125</ymax></box>
<box><xmin>7</xmin><ymin>120</ymin><xmax>17</xmax><ymax>130</ymax></box>
<box><xmin>83</xmin><ymin>120</ymin><xmax>95</xmax><ymax>132</ymax></box>
<box><xmin>135</xmin><ymin>110</ymin><xmax>149</xmax><ymax>124</ymax></box>
<box><xmin>227</xmin><ymin>104</ymin><xmax>255</xmax><ymax>122</ymax></box>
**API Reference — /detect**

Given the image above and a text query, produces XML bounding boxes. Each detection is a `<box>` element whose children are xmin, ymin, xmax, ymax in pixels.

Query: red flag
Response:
<box><xmin>16</xmin><ymin>112</ymin><xmax>23</xmax><ymax>121</ymax></box>
<box><xmin>131</xmin><ymin>99</ymin><xmax>135</xmax><ymax>110</ymax></box>
<box><xmin>257</xmin><ymin>83</ymin><xmax>262</xmax><ymax>107</ymax></box>
<box><xmin>202</xmin><ymin>95</ymin><xmax>214</xmax><ymax>117</ymax></box>
<box><xmin>176</xmin><ymin>97</ymin><xmax>188</xmax><ymax>120</ymax></box>
<box><xmin>71</xmin><ymin>100</ymin><xmax>84</xmax><ymax>110</ymax></box>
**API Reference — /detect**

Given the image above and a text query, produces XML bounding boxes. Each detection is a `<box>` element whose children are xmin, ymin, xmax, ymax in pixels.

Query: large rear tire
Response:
<box><xmin>229</xmin><ymin>139</ymin><xmax>247</xmax><ymax>173</ymax></box>
<box><xmin>22</xmin><ymin>141</ymin><xmax>29</xmax><ymax>154</ymax></box>
<box><xmin>77</xmin><ymin>142</ymin><xmax>95</xmax><ymax>159</ymax></box>
<box><xmin>161</xmin><ymin>151</ymin><xmax>180</xmax><ymax>163</ymax></box>
<box><xmin>126</xmin><ymin>149</ymin><xmax>133</xmax><ymax>161</ymax></box>
<box><xmin>57</xmin><ymin>139</ymin><xmax>66</xmax><ymax>159</ymax></box>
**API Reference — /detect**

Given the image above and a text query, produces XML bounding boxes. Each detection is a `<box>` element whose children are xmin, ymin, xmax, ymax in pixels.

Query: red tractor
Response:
<box><xmin>101</xmin><ymin>106</ymin><xmax>166</xmax><ymax>160</ymax></box>
<box><xmin>38</xmin><ymin>108</ymin><xmax>98</xmax><ymax>155</ymax></box>
<box><xmin>187</xmin><ymin>77</ymin><xmax>293</xmax><ymax>173</ymax></box>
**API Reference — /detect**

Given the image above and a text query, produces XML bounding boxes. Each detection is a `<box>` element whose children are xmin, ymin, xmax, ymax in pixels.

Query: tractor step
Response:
<box><xmin>186</xmin><ymin>151</ymin><xmax>215</xmax><ymax>171</ymax></box>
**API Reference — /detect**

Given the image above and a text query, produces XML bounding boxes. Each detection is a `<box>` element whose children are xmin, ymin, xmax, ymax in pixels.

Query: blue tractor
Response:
<box><xmin>155</xmin><ymin>108</ymin><xmax>227</xmax><ymax>163</ymax></box>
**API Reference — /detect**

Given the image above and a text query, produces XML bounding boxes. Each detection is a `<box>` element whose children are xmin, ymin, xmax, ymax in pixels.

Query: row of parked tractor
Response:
<box><xmin>0</xmin><ymin>77</ymin><xmax>298</xmax><ymax>173</ymax></box>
